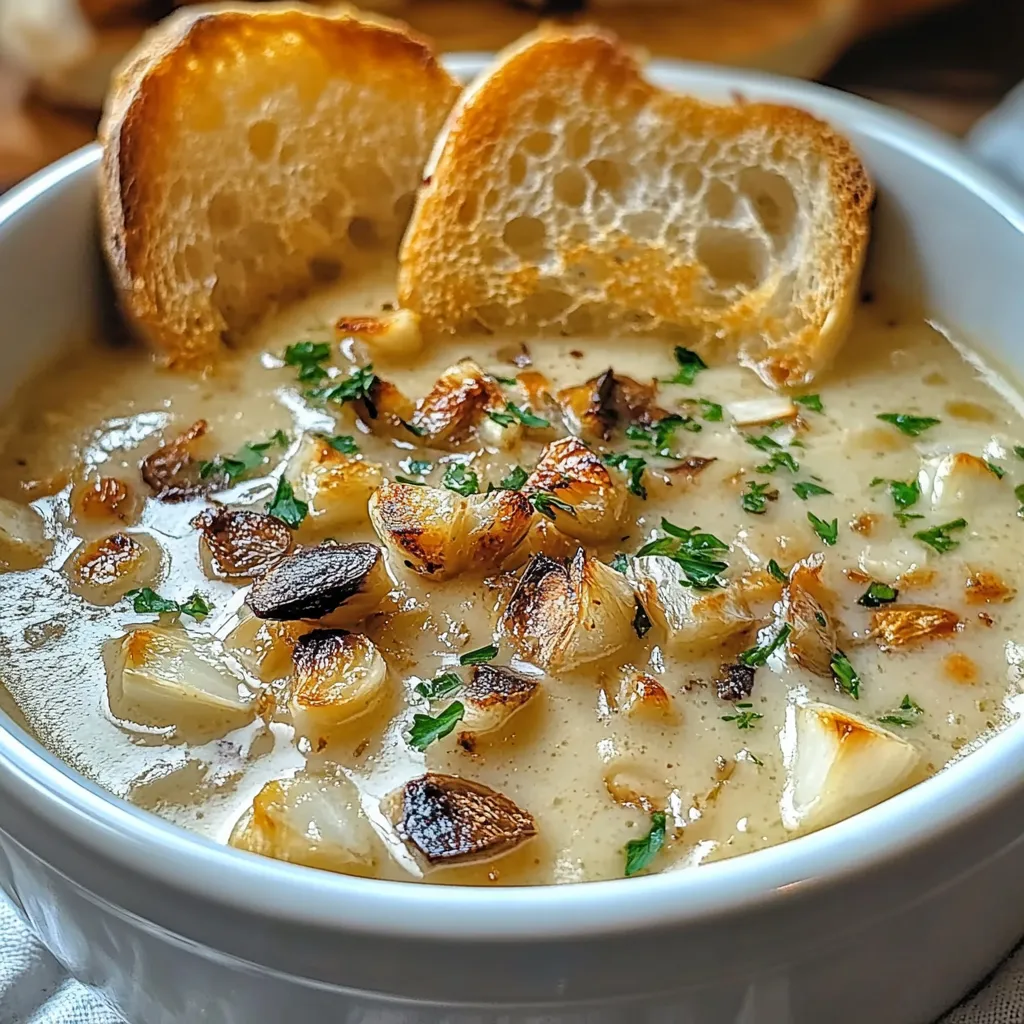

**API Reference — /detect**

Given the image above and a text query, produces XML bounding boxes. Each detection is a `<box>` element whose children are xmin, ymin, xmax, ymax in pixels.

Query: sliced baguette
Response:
<box><xmin>100</xmin><ymin>3</ymin><xmax>459</xmax><ymax>368</ymax></box>
<box><xmin>398</xmin><ymin>26</ymin><xmax>873</xmax><ymax>388</ymax></box>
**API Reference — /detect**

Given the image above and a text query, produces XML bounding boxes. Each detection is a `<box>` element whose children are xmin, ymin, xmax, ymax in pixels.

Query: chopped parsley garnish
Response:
<box><xmin>486</xmin><ymin>409</ymin><xmax>516</xmax><ymax>427</ymax></box>
<box><xmin>896</xmin><ymin>512</ymin><xmax>926</xmax><ymax>527</ymax></box>
<box><xmin>604</xmin><ymin>453</ymin><xmax>647</xmax><ymax>498</ymax></box>
<box><xmin>636</xmin><ymin>519</ymin><xmax>729</xmax><ymax>589</ymax></box>
<box><xmin>746</xmin><ymin>434</ymin><xmax>783</xmax><ymax>453</ymax></box>
<box><xmin>985</xmin><ymin>460</ymin><xmax>1006</xmax><ymax>479</ymax></box>
<box><xmin>394</xmin><ymin>475</ymin><xmax>427</xmax><ymax>486</ymax></box>
<box><xmin>126</xmin><ymin>587</ymin><xmax>211</xmax><ymax>621</ymax></box>
<box><xmin>507</xmin><ymin>403</ymin><xmax>550</xmax><ymax>429</ymax></box>
<box><xmin>460</xmin><ymin>644</ymin><xmax>499</xmax><ymax>666</ymax></box>
<box><xmin>741</xmin><ymin>480</ymin><xmax>777</xmax><ymax>515</ymax></box>
<box><xmin>624</xmin><ymin>811</ymin><xmax>667</xmax><ymax>877</ymax></box>
<box><xmin>199</xmin><ymin>430</ymin><xmax>289</xmax><ymax>484</ymax></box>
<box><xmin>794</xmin><ymin>394</ymin><xmax>824</xmax><ymax>413</ymax></box>
<box><xmin>664</xmin><ymin>346</ymin><xmax>707</xmax><ymax>386</ymax></box>
<box><xmin>311</xmin><ymin>364</ymin><xmax>379</xmax><ymax>411</ymax></box>
<box><xmin>913</xmin><ymin>518</ymin><xmax>967</xmax><ymax>553</ymax></box>
<box><xmin>876</xmin><ymin>413</ymin><xmax>941</xmax><ymax>436</ymax></box>
<box><xmin>493</xmin><ymin>375</ymin><xmax>518</xmax><ymax>386</ymax></box>
<box><xmin>738</xmin><ymin>623</ymin><xmax>792</xmax><ymax>668</ymax></box>
<box><xmin>807</xmin><ymin>512</ymin><xmax>839</xmax><ymax>546</ymax></box>
<box><xmin>442</xmin><ymin>463</ymin><xmax>480</xmax><ymax>496</ymax></box>
<box><xmin>625</xmin><ymin>414</ymin><xmax>697</xmax><ymax>456</ymax></box>
<box><xmin>283</xmin><ymin>341</ymin><xmax>331</xmax><ymax>383</ymax></box>
<box><xmin>531</xmin><ymin>492</ymin><xmax>577</xmax><ymax>520</ymax></box>
<box><xmin>402</xmin><ymin>458</ymin><xmax>432</xmax><ymax>476</ymax></box>
<box><xmin>878</xmin><ymin>694</ymin><xmax>924</xmax><ymax>728</ymax></box>
<box><xmin>721</xmin><ymin>702</ymin><xmax>763</xmax><ymax>729</ymax></box>
<box><xmin>408</xmin><ymin>702</ymin><xmax>465</xmax><ymax>751</ymax></box>
<box><xmin>858</xmin><ymin>582</ymin><xmax>899</xmax><ymax>608</ymax></box>
<box><xmin>415</xmin><ymin>673</ymin><xmax>463</xmax><ymax>700</ymax></box>
<box><xmin>757</xmin><ymin>450</ymin><xmax>800</xmax><ymax>475</ymax></box>
<box><xmin>766</xmin><ymin>559</ymin><xmax>788</xmax><ymax>583</ymax></box>
<box><xmin>632</xmin><ymin>599</ymin><xmax>653</xmax><ymax>638</ymax></box>
<box><xmin>325</xmin><ymin>434</ymin><xmax>359</xmax><ymax>455</ymax></box>
<box><xmin>1017</xmin><ymin>484</ymin><xmax>1024</xmax><ymax>518</ymax></box>
<box><xmin>265</xmin><ymin>477</ymin><xmax>308</xmax><ymax>528</ymax></box>
<box><xmin>831</xmin><ymin>650</ymin><xmax>861</xmax><ymax>699</ymax></box>
<box><xmin>792</xmin><ymin>481</ymin><xmax>833</xmax><ymax>500</ymax></box>
<box><xmin>610</xmin><ymin>552</ymin><xmax>630</xmax><ymax>573</ymax></box>
<box><xmin>1015</xmin><ymin>445</ymin><xmax>1024</xmax><ymax>461</ymax></box>
<box><xmin>888</xmin><ymin>479</ymin><xmax>921</xmax><ymax>511</ymax></box>
<box><xmin>698</xmin><ymin>399</ymin><xmax>723</xmax><ymax>422</ymax></box>
<box><xmin>499</xmin><ymin>465</ymin><xmax>529</xmax><ymax>490</ymax></box>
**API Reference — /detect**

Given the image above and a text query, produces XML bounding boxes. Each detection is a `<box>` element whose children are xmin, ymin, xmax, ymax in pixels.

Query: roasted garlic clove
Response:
<box><xmin>783</xmin><ymin>553</ymin><xmax>838</xmax><ymax>678</ymax></box>
<box><xmin>460</xmin><ymin>664</ymin><xmax>539</xmax><ymax>737</ymax></box>
<box><xmin>247</xmin><ymin>542</ymin><xmax>391</xmax><ymax>628</ymax></box>
<box><xmin>0</xmin><ymin>497</ymin><xmax>51</xmax><ymax>571</ymax></box>
<box><xmin>923</xmin><ymin>452</ymin><xmax>1003</xmax><ymax>515</ymax></box>
<box><xmin>283</xmin><ymin>434</ymin><xmax>382</xmax><ymax>533</ymax></box>
<box><xmin>726</xmin><ymin>396</ymin><xmax>797</xmax><ymax>427</ymax></box>
<box><xmin>71</xmin><ymin>476</ymin><xmax>140</xmax><ymax>527</ymax></box>
<box><xmin>616</xmin><ymin>669</ymin><xmax>673</xmax><ymax>720</ymax></box>
<box><xmin>113</xmin><ymin>627</ymin><xmax>256</xmax><ymax>731</ymax></box>
<box><xmin>223</xmin><ymin>613</ymin><xmax>311</xmax><ymax>684</ymax></box>
<box><xmin>369</xmin><ymin>483</ymin><xmax>532</xmax><ymax>579</ymax></box>
<box><xmin>336</xmin><ymin>309</ymin><xmax>423</xmax><ymax>360</ymax></box>
<box><xmin>857</xmin><ymin>538</ymin><xmax>928</xmax><ymax>585</ymax></box>
<box><xmin>500</xmin><ymin>516</ymin><xmax>580</xmax><ymax>570</ymax></box>
<box><xmin>780</xmin><ymin>701</ymin><xmax>921</xmax><ymax>833</ymax></box>
<box><xmin>389</xmin><ymin>772</ymin><xmax>537</xmax><ymax>868</ymax></box>
<box><xmin>352</xmin><ymin>376</ymin><xmax>417</xmax><ymax>439</ymax></box>
<box><xmin>141</xmin><ymin>419</ymin><xmax>210</xmax><ymax>500</ymax></box>
<box><xmin>230</xmin><ymin>772</ymin><xmax>383</xmax><ymax>876</ymax></box>
<box><xmin>65</xmin><ymin>532</ymin><xmax>162</xmax><ymax>605</ymax></box>
<box><xmin>501</xmin><ymin>550</ymin><xmax>635</xmax><ymax>672</ymax></box>
<box><xmin>869</xmin><ymin>604</ymin><xmax>961</xmax><ymax>648</ymax></box>
<box><xmin>524</xmin><ymin>436</ymin><xmax>626</xmax><ymax>543</ymax></box>
<box><xmin>557</xmin><ymin>370</ymin><xmax>664</xmax><ymax>441</ymax></box>
<box><xmin>289</xmin><ymin>630</ymin><xmax>388</xmax><ymax>740</ymax></box>
<box><xmin>409</xmin><ymin>359</ymin><xmax>518</xmax><ymax>449</ymax></box>
<box><xmin>628</xmin><ymin>556</ymin><xmax>753</xmax><ymax>652</ymax></box>
<box><xmin>192</xmin><ymin>508</ymin><xmax>292</xmax><ymax>581</ymax></box>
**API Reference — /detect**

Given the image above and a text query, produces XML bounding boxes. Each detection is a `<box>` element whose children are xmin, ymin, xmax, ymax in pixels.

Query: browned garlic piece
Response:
<box><xmin>524</xmin><ymin>436</ymin><xmax>626</xmax><ymax>543</ymax></box>
<box><xmin>616</xmin><ymin>669</ymin><xmax>673</xmax><ymax>720</ymax></box>
<box><xmin>0</xmin><ymin>497</ymin><xmax>51</xmax><ymax>571</ymax></box>
<box><xmin>336</xmin><ymin>309</ymin><xmax>423</xmax><ymax>360</ymax></box>
<box><xmin>628</xmin><ymin>556</ymin><xmax>753</xmax><ymax>652</ymax></box>
<box><xmin>223</xmin><ymin>614</ymin><xmax>311</xmax><ymax>684</ymax></box>
<box><xmin>460</xmin><ymin>664</ymin><xmax>539</xmax><ymax>737</ymax></box>
<box><xmin>781</xmin><ymin>701</ymin><xmax>921</xmax><ymax>833</ymax></box>
<box><xmin>501</xmin><ymin>550</ymin><xmax>635</xmax><ymax>672</ymax></box>
<box><xmin>230</xmin><ymin>772</ymin><xmax>383</xmax><ymax>876</ymax></box>
<box><xmin>192</xmin><ymin>508</ymin><xmax>292</xmax><ymax>581</ymax></box>
<box><xmin>388</xmin><ymin>773</ymin><xmax>536</xmax><ymax>868</ymax></box>
<box><xmin>71</xmin><ymin>476</ymin><xmax>140</xmax><ymax>527</ymax></box>
<box><xmin>369</xmin><ymin>483</ymin><xmax>532</xmax><ymax>579</ymax></box>
<box><xmin>141</xmin><ymin>419</ymin><xmax>210</xmax><ymax>500</ymax></box>
<box><xmin>782</xmin><ymin>553</ymin><xmax>838</xmax><ymax>677</ymax></box>
<box><xmin>113</xmin><ymin>627</ymin><xmax>256</xmax><ymax>732</ymax></box>
<box><xmin>869</xmin><ymin>604</ymin><xmax>961</xmax><ymax>648</ymax></box>
<box><xmin>923</xmin><ymin>452</ymin><xmax>1003</xmax><ymax>515</ymax></box>
<box><xmin>557</xmin><ymin>370</ymin><xmax>664</xmax><ymax>441</ymax></box>
<box><xmin>283</xmin><ymin>434</ymin><xmax>382</xmax><ymax>533</ymax></box>
<box><xmin>247</xmin><ymin>542</ymin><xmax>391</xmax><ymax>628</ymax></box>
<box><xmin>64</xmin><ymin>531</ymin><xmax>162</xmax><ymax>605</ymax></box>
<box><xmin>289</xmin><ymin>629</ymin><xmax>388</xmax><ymax>741</ymax></box>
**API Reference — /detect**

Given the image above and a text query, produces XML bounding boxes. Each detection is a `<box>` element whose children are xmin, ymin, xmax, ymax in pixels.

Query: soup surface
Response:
<box><xmin>1</xmin><ymin>271</ymin><xmax>1023</xmax><ymax>885</ymax></box>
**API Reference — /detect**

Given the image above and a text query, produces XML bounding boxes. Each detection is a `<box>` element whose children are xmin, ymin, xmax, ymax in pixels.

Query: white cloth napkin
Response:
<box><xmin>3</xmin><ymin>84</ymin><xmax>1024</xmax><ymax>1024</ymax></box>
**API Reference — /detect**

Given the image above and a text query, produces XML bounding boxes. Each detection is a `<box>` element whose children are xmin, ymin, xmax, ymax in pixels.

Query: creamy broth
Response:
<box><xmin>2</xmin><ymin>270</ymin><xmax>1023</xmax><ymax>885</ymax></box>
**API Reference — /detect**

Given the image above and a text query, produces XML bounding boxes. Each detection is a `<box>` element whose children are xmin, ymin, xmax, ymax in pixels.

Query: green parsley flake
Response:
<box><xmin>878</xmin><ymin>694</ymin><xmax>924</xmax><ymax>728</ymax></box>
<box><xmin>408</xmin><ymin>702</ymin><xmax>465</xmax><ymax>751</ymax></box>
<box><xmin>312</xmin><ymin>365</ymin><xmax>379</xmax><ymax>411</ymax></box>
<box><xmin>913</xmin><ymin>518</ymin><xmax>967</xmax><ymax>553</ymax></box>
<box><xmin>741</xmin><ymin>480</ymin><xmax>777</xmax><ymax>515</ymax></box>
<box><xmin>394</xmin><ymin>475</ymin><xmax>427</xmax><ymax>486</ymax></box>
<box><xmin>459</xmin><ymin>644</ymin><xmax>499</xmax><ymax>666</ymax></box>
<box><xmin>442</xmin><ymin>463</ymin><xmax>480</xmax><ymax>496</ymax></box>
<box><xmin>1015</xmin><ymin>445</ymin><xmax>1024</xmax><ymax>461</ymax></box>
<box><xmin>325</xmin><ymin>434</ymin><xmax>359</xmax><ymax>455</ymax></box>
<box><xmin>876</xmin><ymin>413</ymin><xmax>941</xmax><ymax>437</ymax></box>
<box><xmin>766</xmin><ymin>559</ymin><xmax>788</xmax><ymax>583</ymax></box>
<box><xmin>857</xmin><ymin>582</ymin><xmax>899</xmax><ymax>608</ymax></box>
<box><xmin>664</xmin><ymin>346</ymin><xmax>707</xmax><ymax>386</ymax></box>
<box><xmin>604</xmin><ymin>453</ymin><xmax>648</xmax><ymax>499</ymax></box>
<box><xmin>636</xmin><ymin>520</ymin><xmax>729</xmax><ymax>589</ymax></box>
<box><xmin>794</xmin><ymin>394</ymin><xmax>824</xmax><ymax>413</ymax></box>
<box><xmin>265</xmin><ymin>477</ymin><xmax>308</xmax><ymax>528</ymax></box>
<box><xmin>126</xmin><ymin>587</ymin><xmax>211</xmax><ymax>621</ymax></box>
<box><xmin>624</xmin><ymin>811</ymin><xmax>667</xmax><ymax>877</ymax></box>
<box><xmin>758</xmin><ymin>450</ymin><xmax>800</xmax><ymax>475</ymax></box>
<box><xmin>531</xmin><ymin>492</ymin><xmax>577</xmax><ymax>521</ymax></box>
<box><xmin>403</xmin><ymin>458</ymin><xmax>432</xmax><ymax>476</ymax></box>
<box><xmin>792</xmin><ymin>481</ymin><xmax>832</xmax><ymax>500</ymax></box>
<box><xmin>746</xmin><ymin>434</ymin><xmax>783</xmax><ymax>453</ymax></box>
<box><xmin>698</xmin><ymin>399</ymin><xmax>724</xmax><ymax>422</ymax></box>
<box><xmin>625</xmin><ymin>415</ymin><xmax>697</xmax><ymax>456</ymax></box>
<box><xmin>415</xmin><ymin>673</ymin><xmax>463</xmax><ymax>700</ymax></box>
<box><xmin>486</xmin><ymin>409</ymin><xmax>516</xmax><ymax>427</ymax></box>
<box><xmin>506</xmin><ymin>403</ymin><xmax>550</xmax><ymax>429</ymax></box>
<box><xmin>985</xmin><ymin>460</ymin><xmax>1006</xmax><ymax>479</ymax></box>
<box><xmin>738</xmin><ymin>623</ymin><xmax>791</xmax><ymax>668</ymax></box>
<box><xmin>632</xmin><ymin>599</ymin><xmax>653</xmax><ymax>638</ymax></box>
<box><xmin>831</xmin><ymin>650</ymin><xmax>861</xmax><ymax>699</ymax></box>
<box><xmin>721</xmin><ymin>702</ymin><xmax>764</xmax><ymax>729</ymax></box>
<box><xmin>283</xmin><ymin>341</ymin><xmax>330</xmax><ymax>368</ymax></box>
<box><xmin>610</xmin><ymin>553</ymin><xmax>630</xmax><ymax>574</ymax></box>
<box><xmin>199</xmin><ymin>431</ymin><xmax>289</xmax><ymax>484</ymax></box>
<box><xmin>499</xmin><ymin>465</ymin><xmax>529</xmax><ymax>490</ymax></box>
<box><xmin>807</xmin><ymin>512</ymin><xmax>839</xmax><ymax>546</ymax></box>
<box><xmin>493</xmin><ymin>375</ymin><xmax>518</xmax><ymax>387</ymax></box>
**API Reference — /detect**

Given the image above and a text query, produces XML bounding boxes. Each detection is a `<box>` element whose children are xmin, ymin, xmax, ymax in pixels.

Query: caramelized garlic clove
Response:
<box><xmin>289</xmin><ymin>629</ymin><xmax>388</xmax><ymax>741</ymax></box>
<box><xmin>223</xmin><ymin>613</ymin><xmax>311</xmax><ymax>684</ymax></box>
<box><xmin>780</xmin><ymin>701</ymin><xmax>921</xmax><ymax>833</ymax></box>
<box><xmin>868</xmin><ymin>604</ymin><xmax>961</xmax><ymax>649</ymax></box>
<box><xmin>71</xmin><ymin>475</ymin><xmax>140</xmax><ymax>527</ymax></box>
<box><xmin>524</xmin><ymin>436</ymin><xmax>626</xmax><ymax>543</ymax></box>
<box><xmin>192</xmin><ymin>507</ymin><xmax>292</xmax><ymax>581</ymax></box>
<box><xmin>246</xmin><ymin>542</ymin><xmax>391</xmax><ymax>628</ymax></box>
<box><xmin>923</xmin><ymin>451</ymin><xmax>1003</xmax><ymax>515</ymax></box>
<box><xmin>65</xmin><ymin>531</ymin><xmax>162</xmax><ymax>605</ymax></box>
<box><xmin>113</xmin><ymin>627</ymin><xmax>256</xmax><ymax>731</ymax></box>
<box><xmin>230</xmin><ymin>772</ymin><xmax>383</xmax><ymax>876</ymax></box>
<box><xmin>388</xmin><ymin>772</ymin><xmax>537</xmax><ymax>868</ymax></box>
<box><xmin>783</xmin><ymin>553</ymin><xmax>838</xmax><ymax>678</ymax></box>
<box><xmin>336</xmin><ymin>309</ymin><xmax>423</xmax><ymax>361</ymax></box>
<box><xmin>460</xmin><ymin>664</ymin><xmax>539</xmax><ymax>737</ymax></box>
<box><xmin>0</xmin><ymin>497</ymin><xmax>51</xmax><ymax>571</ymax></box>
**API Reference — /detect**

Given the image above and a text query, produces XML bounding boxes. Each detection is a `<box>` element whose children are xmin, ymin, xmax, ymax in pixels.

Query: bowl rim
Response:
<box><xmin>2</xmin><ymin>54</ymin><xmax>1024</xmax><ymax>943</ymax></box>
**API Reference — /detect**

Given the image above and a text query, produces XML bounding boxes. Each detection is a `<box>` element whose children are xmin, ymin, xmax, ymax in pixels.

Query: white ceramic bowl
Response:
<box><xmin>2</xmin><ymin>56</ymin><xmax>1024</xmax><ymax>1024</ymax></box>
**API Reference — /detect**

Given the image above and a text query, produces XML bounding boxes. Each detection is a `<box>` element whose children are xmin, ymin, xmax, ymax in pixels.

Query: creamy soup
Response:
<box><xmin>1</xmin><ymin>271</ymin><xmax>1022</xmax><ymax>885</ymax></box>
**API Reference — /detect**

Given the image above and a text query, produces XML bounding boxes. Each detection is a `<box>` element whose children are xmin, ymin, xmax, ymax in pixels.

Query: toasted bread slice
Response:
<box><xmin>398</xmin><ymin>27</ymin><xmax>873</xmax><ymax>388</ymax></box>
<box><xmin>100</xmin><ymin>3</ymin><xmax>459</xmax><ymax>368</ymax></box>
